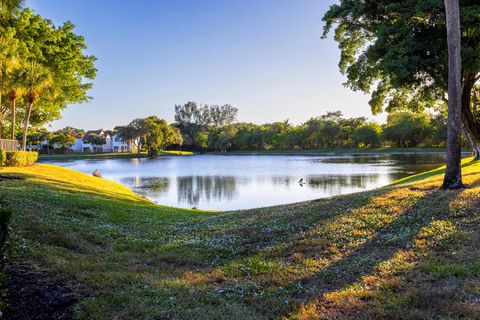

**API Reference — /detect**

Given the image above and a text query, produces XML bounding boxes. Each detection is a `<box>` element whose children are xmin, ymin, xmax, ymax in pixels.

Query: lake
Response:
<box><xmin>44</xmin><ymin>154</ymin><xmax>448</xmax><ymax>210</ymax></box>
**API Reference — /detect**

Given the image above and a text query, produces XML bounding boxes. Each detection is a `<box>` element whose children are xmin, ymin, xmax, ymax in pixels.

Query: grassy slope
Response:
<box><xmin>1</xmin><ymin>161</ymin><xmax>480</xmax><ymax>319</ymax></box>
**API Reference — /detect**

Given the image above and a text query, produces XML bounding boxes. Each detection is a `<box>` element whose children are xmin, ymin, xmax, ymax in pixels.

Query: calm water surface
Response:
<box><xmin>44</xmin><ymin>154</ymin><xmax>447</xmax><ymax>210</ymax></box>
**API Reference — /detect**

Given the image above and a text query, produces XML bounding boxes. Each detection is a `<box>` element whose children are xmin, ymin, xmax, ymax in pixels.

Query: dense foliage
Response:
<box><xmin>29</xmin><ymin>108</ymin><xmax>451</xmax><ymax>154</ymax></box>
<box><xmin>0</xmin><ymin>2</ymin><xmax>96</xmax><ymax>149</ymax></box>
<box><xmin>116</xmin><ymin>116</ymin><xmax>182</xmax><ymax>156</ymax></box>
<box><xmin>172</xmin><ymin>104</ymin><xmax>449</xmax><ymax>152</ymax></box>
<box><xmin>0</xmin><ymin>150</ymin><xmax>37</xmax><ymax>167</ymax></box>
<box><xmin>322</xmin><ymin>0</ymin><xmax>480</xmax><ymax>157</ymax></box>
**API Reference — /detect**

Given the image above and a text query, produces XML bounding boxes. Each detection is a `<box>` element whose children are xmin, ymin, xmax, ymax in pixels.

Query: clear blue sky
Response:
<box><xmin>27</xmin><ymin>0</ymin><xmax>382</xmax><ymax>130</ymax></box>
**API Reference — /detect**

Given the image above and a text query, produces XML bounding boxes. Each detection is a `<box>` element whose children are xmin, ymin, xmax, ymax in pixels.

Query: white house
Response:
<box><xmin>71</xmin><ymin>136</ymin><xmax>84</xmax><ymax>152</ymax></box>
<box><xmin>76</xmin><ymin>129</ymin><xmax>132</xmax><ymax>153</ymax></box>
<box><xmin>112</xmin><ymin>134</ymin><xmax>131</xmax><ymax>152</ymax></box>
<box><xmin>29</xmin><ymin>128</ymin><xmax>135</xmax><ymax>153</ymax></box>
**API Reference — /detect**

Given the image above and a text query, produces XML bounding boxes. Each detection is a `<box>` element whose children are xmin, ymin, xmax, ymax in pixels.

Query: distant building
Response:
<box><xmin>36</xmin><ymin>129</ymin><xmax>135</xmax><ymax>153</ymax></box>
<box><xmin>77</xmin><ymin>129</ymin><xmax>133</xmax><ymax>153</ymax></box>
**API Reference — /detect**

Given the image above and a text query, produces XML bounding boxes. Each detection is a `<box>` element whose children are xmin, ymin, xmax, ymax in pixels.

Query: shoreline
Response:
<box><xmin>37</xmin><ymin>147</ymin><xmax>473</xmax><ymax>162</ymax></box>
<box><xmin>38</xmin><ymin>150</ymin><xmax>193</xmax><ymax>161</ymax></box>
<box><xmin>37</xmin><ymin>153</ymin><xmax>452</xmax><ymax>212</ymax></box>
<box><xmin>207</xmin><ymin>147</ymin><xmax>472</xmax><ymax>156</ymax></box>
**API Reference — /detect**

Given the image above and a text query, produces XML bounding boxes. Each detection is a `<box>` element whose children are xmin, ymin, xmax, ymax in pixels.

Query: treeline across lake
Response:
<box><xmin>32</xmin><ymin>101</ymin><xmax>454</xmax><ymax>155</ymax></box>
<box><xmin>172</xmin><ymin>102</ymin><xmax>450</xmax><ymax>153</ymax></box>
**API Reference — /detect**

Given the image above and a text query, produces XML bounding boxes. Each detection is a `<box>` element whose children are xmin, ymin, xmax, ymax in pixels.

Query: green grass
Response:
<box><xmin>38</xmin><ymin>150</ymin><xmax>193</xmax><ymax>161</ymax></box>
<box><xmin>1</xmin><ymin>160</ymin><xmax>480</xmax><ymax>319</ymax></box>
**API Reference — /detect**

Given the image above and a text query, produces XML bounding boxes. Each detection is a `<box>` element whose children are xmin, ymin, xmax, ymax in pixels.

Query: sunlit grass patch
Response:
<box><xmin>2</xmin><ymin>160</ymin><xmax>480</xmax><ymax>319</ymax></box>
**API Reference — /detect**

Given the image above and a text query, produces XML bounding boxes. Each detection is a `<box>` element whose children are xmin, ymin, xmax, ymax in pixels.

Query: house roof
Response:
<box><xmin>84</xmin><ymin>129</ymin><xmax>103</xmax><ymax>137</ymax></box>
<box><xmin>83</xmin><ymin>129</ymin><xmax>104</xmax><ymax>142</ymax></box>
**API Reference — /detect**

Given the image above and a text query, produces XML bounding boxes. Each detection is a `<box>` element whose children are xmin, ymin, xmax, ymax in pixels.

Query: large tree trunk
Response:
<box><xmin>0</xmin><ymin>112</ymin><xmax>4</xmax><ymax>140</ymax></box>
<box><xmin>442</xmin><ymin>0</ymin><xmax>463</xmax><ymax>190</ymax></box>
<box><xmin>460</xmin><ymin>75</ymin><xmax>480</xmax><ymax>159</ymax></box>
<box><xmin>0</xmin><ymin>91</ymin><xmax>3</xmax><ymax>139</ymax></box>
<box><xmin>22</xmin><ymin>100</ymin><xmax>33</xmax><ymax>151</ymax></box>
<box><xmin>9</xmin><ymin>90</ymin><xmax>16</xmax><ymax>140</ymax></box>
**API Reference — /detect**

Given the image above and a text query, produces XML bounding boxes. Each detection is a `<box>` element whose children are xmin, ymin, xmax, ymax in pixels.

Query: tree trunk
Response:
<box><xmin>0</xmin><ymin>91</ymin><xmax>3</xmax><ymax>139</ymax></box>
<box><xmin>9</xmin><ymin>91</ymin><xmax>16</xmax><ymax>140</ymax></box>
<box><xmin>442</xmin><ymin>0</ymin><xmax>463</xmax><ymax>190</ymax></box>
<box><xmin>22</xmin><ymin>100</ymin><xmax>33</xmax><ymax>151</ymax></box>
<box><xmin>460</xmin><ymin>75</ymin><xmax>480</xmax><ymax>159</ymax></box>
<box><xmin>0</xmin><ymin>112</ymin><xmax>4</xmax><ymax>140</ymax></box>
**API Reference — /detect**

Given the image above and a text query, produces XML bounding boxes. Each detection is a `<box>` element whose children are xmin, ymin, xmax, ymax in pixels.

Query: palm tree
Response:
<box><xmin>17</xmin><ymin>61</ymin><xmax>55</xmax><ymax>150</ymax></box>
<box><xmin>0</xmin><ymin>30</ymin><xmax>19</xmax><ymax>139</ymax></box>
<box><xmin>8</xmin><ymin>84</ymin><xmax>21</xmax><ymax>140</ymax></box>
<box><xmin>0</xmin><ymin>0</ymin><xmax>24</xmax><ymax>140</ymax></box>
<box><xmin>442</xmin><ymin>0</ymin><xmax>463</xmax><ymax>189</ymax></box>
<box><xmin>0</xmin><ymin>0</ymin><xmax>24</xmax><ymax>25</ymax></box>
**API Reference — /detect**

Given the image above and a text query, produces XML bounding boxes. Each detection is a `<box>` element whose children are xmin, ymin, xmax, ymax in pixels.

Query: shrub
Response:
<box><xmin>0</xmin><ymin>150</ymin><xmax>5</xmax><ymax>167</ymax></box>
<box><xmin>3</xmin><ymin>151</ymin><xmax>38</xmax><ymax>167</ymax></box>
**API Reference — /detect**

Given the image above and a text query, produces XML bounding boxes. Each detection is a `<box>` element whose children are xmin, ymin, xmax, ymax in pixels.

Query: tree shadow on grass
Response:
<box><xmin>3</xmin><ymin>165</ymin><xmax>478</xmax><ymax>319</ymax></box>
<box><xmin>146</xmin><ymin>187</ymin><xmax>400</xmax><ymax>268</ymax></box>
<box><xmin>272</xmin><ymin>185</ymin><xmax>465</xmax><ymax>319</ymax></box>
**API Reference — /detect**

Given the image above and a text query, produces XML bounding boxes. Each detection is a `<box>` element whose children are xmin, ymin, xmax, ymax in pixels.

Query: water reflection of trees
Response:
<box><xmin>121</xmin><ymin>176</ymin><xmax>170</xmax><ymax>196</ymax></box>
<box><xmin>306</xmin><ymin>175</ymin><xmax>380</xmax><ymax>192</ymax></box>
<box><xmin>177</xmin><ymin>176</ymin><xmax>237</xmax><ymax>206</ymax></box>
<box><xmin>271</xmin><ymin>176</ymin><xmax>292</xmax><ymax>186</ymax></box>
<box><xmin>319</xmin><ymin>154</ymin><xmax>447</xmax><ymax>167</ymax></box>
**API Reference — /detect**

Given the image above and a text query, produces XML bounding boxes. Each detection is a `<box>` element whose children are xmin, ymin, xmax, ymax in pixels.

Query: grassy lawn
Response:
<box><xmin>38</xmin><ymin>150</ymin><xmax>193</xmax><ymax>161</ymax></box>
<box><xmin>212</xmin><ymin>147</ymin><xmax>472</xmax><ymax>155</ymax></box>
<box><xmin>0</xmin><ymin>160</ymin><xmax>479</xmax><ymax>318</ymax></box>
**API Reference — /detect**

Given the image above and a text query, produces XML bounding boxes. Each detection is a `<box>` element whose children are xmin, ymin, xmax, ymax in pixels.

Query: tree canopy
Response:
<box><xmin>0</xmin><ymin>4</ymin><xmax>96</xmax><ymax>149</ymax></box>
<box><xmin>323</xmin><ymin>0</ymin><xmax>478</xmax><ymax>112</ymax></box>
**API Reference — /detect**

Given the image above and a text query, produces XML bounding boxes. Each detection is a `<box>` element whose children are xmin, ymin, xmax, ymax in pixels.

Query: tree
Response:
<box><xmin>17</xmin><ymin>61</ymin><xmax>55</xmax><ymax>150</ymax></box>
<box><xmin>0</xmin><ymin>28</ymin><xmax>19</xmax><ymax>139</ymax></box>
<box><xmin>352</xmin><ymin>122</ymin><xmax>382</xmax><ymax>148</ymax></box>
<box><xmin>323</xmin><ymin>1</ymin><xmax>480</xmax><ymax>158</ymax></box>
<box><xmin>193</xmin><ymin>131</ymin><xmax>208</xmax><ymax>150</ymax></box>
<box><xmin>209</xmin><ymin>104</ymin><xmax>238</xmax><ymax>127</ymax></box>
<box><xmin>141</xmin><ymin>116</ymin><xmax>177</xmax><ymax>156</ymax></box>
<box><xmin>174</xmin><ymin>102</ymin><xmax>238</xmax><ymax>149</ymax></box>
<box><xmin>26</xmin><ymin>126</ymin><xmax>50</xmax><ymax>149</ymax></box>
<box><xmin>116</xmin><ymin>118</ymin><xmax>146</xmax><ymax>154</ymax></box>
<box><xmin>50</xmin><ymin>132</ymin><xmax>75</xmax><ymax>151</ymax></box>
<box><xmin>175</xmin><ymin>101</ymin><xmax>200</xmax><ymax>143</ymax></box>
<box><xmin>8</xmin><ymin>9</ymin><xmax>96</xmax><ymax>147</ymax></box>
<box><xmin>87</xmin><ymin>135</ymin><xmax>106</xmax><ymax>147</ymax></box>
<box><xmin>117</xmin><ymin>116</ymin><xmax>178</xmax><ymax>156</ymax></box>
<box><xmin>442</xmin><ymin>0</ymin><xmax>463</xmax><ymax>189</ymax></box>
<box><xmin>57</xmin><ymin>126</ymin><xmax>84</xmax><ymax>137</ymax></box>
<box><xmin>430</xmin><ymin>113</ymin><xmax>448</xmax><ymax>146</ymax></box>
<box><xmin>0</xmin><ymin>0</ymin><xmax>23</xmax><ymax>26</ymax></box>
<box><xmin>284</xmin><ymin>126</ymin><xmax>306</xmax><ymax>149</ymax></box>
<box><xmin>383</xmin><ymin>112</ymin><xmax>431</xmax><ymax>147</ymax></box>
<box><xmin>170</xmin><ymin>126</ymin><xmax>183</xmax><ymax>148</ymax></box>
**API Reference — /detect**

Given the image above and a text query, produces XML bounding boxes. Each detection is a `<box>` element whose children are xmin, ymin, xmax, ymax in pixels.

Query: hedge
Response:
<box><xmin>0</xmin><ymin>151</ymin><xmax>38</xmax><ymax>167</ymax></box>
<box><xmin>0</xmin><ymin>150</ymin><xmax>5</xmax><ymax>167</ymax></box>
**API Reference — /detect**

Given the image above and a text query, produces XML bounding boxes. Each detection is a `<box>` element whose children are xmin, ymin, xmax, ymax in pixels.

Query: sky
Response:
<box><xmin>27</xmin><ymin>0</ymin><xmax>384</xmax><ymax>130</ymax></box>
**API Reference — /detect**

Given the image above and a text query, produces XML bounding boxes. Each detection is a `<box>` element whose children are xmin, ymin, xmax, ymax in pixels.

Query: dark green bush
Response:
<box><xmin>0</xmin><ymin>150</ymin><xmax>5</xmax><ymax>167</ymax></box>
<box><xmin>3</xmin><ymin>151</ymin><xmax>38</xmax><ymax>167</ymax></box>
